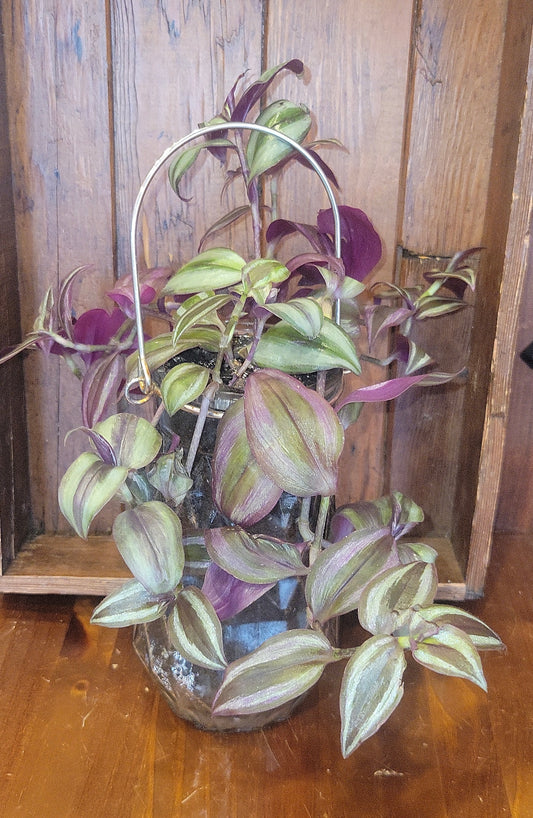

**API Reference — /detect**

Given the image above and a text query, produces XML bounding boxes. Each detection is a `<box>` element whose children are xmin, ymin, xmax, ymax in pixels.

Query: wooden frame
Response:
<box><xmin>0</xmin><ymin>2</ymin><xmax>531</xmax><ymax>599</ymax></box>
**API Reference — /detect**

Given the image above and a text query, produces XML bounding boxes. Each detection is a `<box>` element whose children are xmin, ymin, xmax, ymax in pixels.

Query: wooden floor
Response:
<box><xmin>0</xmin><ymin>532</ymin><xmax>531</xmax><ymax>818</ymax></box>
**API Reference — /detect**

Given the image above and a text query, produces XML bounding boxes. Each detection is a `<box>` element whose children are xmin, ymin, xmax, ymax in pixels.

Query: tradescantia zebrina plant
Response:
<box><xmin>2</xmin><ymin>60</ymin><xmax>503</xmax><ymax>757</ymax></box>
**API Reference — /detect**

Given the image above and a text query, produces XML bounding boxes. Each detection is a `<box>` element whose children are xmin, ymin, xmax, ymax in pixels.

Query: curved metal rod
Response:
<box><xmin>126</xmin><ymin>121</ymin><xmax>342</xmax><ymax>400</ymax></box>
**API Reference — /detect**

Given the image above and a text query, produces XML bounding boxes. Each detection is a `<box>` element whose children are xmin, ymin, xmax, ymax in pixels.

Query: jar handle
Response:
<box><xmin>126</xmin><ymin>122</ymin><xmax>342</xmax><ymax>401</ymax></box>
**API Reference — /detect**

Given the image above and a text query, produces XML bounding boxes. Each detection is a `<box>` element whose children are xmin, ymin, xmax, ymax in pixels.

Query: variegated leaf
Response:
<box><xmin>204</xmin><ymin>526</ymin><xmax>307</xmax><ymax>584</ymax></box>
<box><xmin>112</xmin><ymin>501</ymin><xmax>184</xmax><ymax>594</ymax></box>
<box><xmin>246</xmin><ymin>100</ymin><xmax>312</xmax><ymax>180</ymax></box>
<box><xmin>306</xmin><ymin>529</ymin><xmax>394</xmax><ymax>623</ymax></box>
<box><xmin>168</xmin><ymin>586</ymin><xmax>227</xmax><ymax>670</ymax></box>
<box><xmin>340</xmin><ymin>635</ymin><xmax>406</xmax><ymax>757</ymax></box>
<box><xmin>263</xmin><ymin>297</ymin><xmax>324</xmax><ymax>339</ymax></box>
<box><xmin>59</xmin><ymin>452</ymin><xmax>128</xmax><ymax>539</ymax></box>
<box><xmin>94</xmin><ymin>413</ymin><xmax>161</xmax><ymax>469</ymax></box>
<box><xmin>253</xmin><ymin>317</ymin><xmax>361</xmax><ymax>375</ymax></box>
<box><xmin>358</xmin><ymin>562</ymin><xmax>438</xmax><ymax>636</ymax></box>
<box><xmin>212</xmin><ymin>398</ymin><xmax>282</xmax><ymax>525</ymax></box>
<box><xmin>244</xmin><ymin>369</ymin><xmax>344</xmax><ymax>497</ymax></box>
<box><xmin>162</xmin><ymin>248</ymin><xmax>245</xmax><ymax>296</ymax></box>
<box><xmin>146</xmin><ymin>452</ymin><xmax>193</xmax><ymax>505</ymax></box>
<box><xmin>90</xmin><ymin>579</ymin><xmax>171</xmax><ymax>627</ymax></box>
<box><xmin>212</xmin><ymin>629</ymin><xmax>333</xmax><ymax>716</ymax></box>
<box><xmin>416</xmin><ymin>605</ymin><xmax>504</xmax><ymax>651</ymax></box>
<box><xmin>171</xmin><ymin>292</ymin><xmax>230</xmax><ymax>345</ymax></box>
<box><xmin>160</xmin><ymin>362</ymin><xmax>210</xmax><ymax>416</ymax></box>
<box><xmin>412</xmin><ymin>624</ymin><xmax>487</xmax><ymax>690</ymax></box>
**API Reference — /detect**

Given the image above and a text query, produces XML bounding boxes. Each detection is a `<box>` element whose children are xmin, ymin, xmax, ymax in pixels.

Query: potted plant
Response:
<box><xmin>1</xmin><ymin>60</ymin><xmax>503</xmax><ymax>757</ymax></box>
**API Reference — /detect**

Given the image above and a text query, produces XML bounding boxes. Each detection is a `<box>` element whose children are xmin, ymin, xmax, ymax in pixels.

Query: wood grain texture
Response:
<box><xmin>401</xmin><ymin>0</ymin><xmax>507</xmax><ymax>254</ymax></box>
<box><xmin>0</xmin><ymin>532</ymin><xmax>527</xmax><ymax>817</ymax></box>
<box><xmin>2</xmin><ymin>1</ymin><xmax>115</xmax><ymax>533</ymax></box>
<box><xmin>0</xmin><ymin>13</ymin><xmax>31</xmax><ymax>572</ymax></box>
<box><xmin>464</xmin><ymin>11</ymin><xmax>533</xmax><ymax>592</ymax></box>
<box><xmin>110</xmin><ymin>0</ymin><xmax>263</xmax><ymax>280</ymax></box>
<box><xmin>495</xmin><ymin>237</ymin><xmax>533</xmax><ymax>532</ymax></box>
<box><xmin>266</xmin><ymin>0</ymin><xmax>413</xmax><ymax>505</ymax></box>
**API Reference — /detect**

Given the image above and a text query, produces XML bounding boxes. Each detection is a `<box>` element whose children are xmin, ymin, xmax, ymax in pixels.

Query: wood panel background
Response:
<box><xmin>1</xmin><ymin>0</ymin><xmax>532</xmax><ymax>556</ymax></box>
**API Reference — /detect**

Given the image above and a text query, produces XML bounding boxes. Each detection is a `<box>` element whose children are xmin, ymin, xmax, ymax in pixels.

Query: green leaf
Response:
<box><xmin>246</xmin><ymin>100</ymin><xmax>312</xmax><ymax>180</ymax></box>
<box><xmin>412</xmin><ymin>624</ymin><xmax>488</xmax><ymax>690</ymax></box>
<box><xmin>168</xmin><ymin>586</ymin><xmax>227</xmax><ymax>670</ymax></box>
<box><xmin>199</xmin><ymin>205</ymin><xmax>252</xmax><ymax>251</ymax></box>
<box><xmin>263</xmin><ymin>297</ymin><xmax>324</xmax><ymax>339</ymax></box>
<box><xmin>59</xmin><ymin>452</ymin><xmax>129</xmax><ymax>539</ymax></box>
<box><xmin>306</xmin><ymin>529</ymin><xmax>393</xmax><ymax>623</ymax></box>
<box><xmin>241</xmin><ymin>258</ymin><xmax>291</xmax><ymax>291</ymax></box>
<box><xmin>160</xmin><ymin>362</ymin><xmax>210</xmax><ymax>416</ymax></box>
<box><xmin>253</xmin><ymin>317</ymin><xmax>361</xmax><ymax>374</ymax></box>
<box><xmin>90</xmin><ymin>578</ymin><xmax>170</xmax><ymax>627</ymax></box>
<box><xmin>358</xmin><ymin>562</ymin><xmax>438</xmax><ymax>636</ymax></box>
<box><xmin>171</xmin><ymin>292</ymin><xmax>230</xmax><ymax>345</ymax></box>
<box><xmin>397</xmin><ymin>541</ymin><xmax>438</xmax><ymax>564</ymax></box>
<box><xmin>94</xmin><ymin>413</ymin><xmax>162</xmax><ymax>469</ymax></box>
<box><xmin>415</xmin><ymin>295</ymin><xmax>469</xmax><ymax>319</ymax></box>
<box><xmin>204</xmin><ymin>526</ymin><xmax>308</xmax><ymax>584</ymax></box>
<box><xmin>126</xmin><ymin>328</ymin><xmax>222</xmax><ymax>377</ymax></box>
<box><xmin>212</xmin><ymin>629</ymin><xmax>333</xmax><ymax>716</ymax></box>
<box><xmin>168</xmin><ymin>136</ymin><xmax>234</xmax><ymax>198</ymax></box>
<box><xmin>417</xmin><ymin>605</ymin><xmax>504</xmax><ymax>651</ymax></box>
<box><xmin>112</xmin><ymin>501</ymin><xmax>184</xmax><ymax>594</ymax></box>
<box><xmin>340</xmin><ymin>635</ymin><xmax>406</xmax><ymax>757</ymax></box>
<box><xmin>162</xmin><ymin>248</ymin><xmax>246</xmax><ymax>296</ymax></box>
<box><xmin>146</xmin><ymin>451</ymin><xmax>193</xmax><ymax>505</ymax></box>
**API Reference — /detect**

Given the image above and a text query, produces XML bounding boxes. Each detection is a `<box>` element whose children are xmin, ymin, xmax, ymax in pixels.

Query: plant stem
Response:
<box><xmin>309</xmin><ymin>494</ymin><xmax>331</xmax><ymax>566</ymax></box>
<box><xmin>185</xmin><ymin>383</ymin><xmax>218</xmax><ymax>474</ymax></box>
<box><xmin>298</xmin><ymin>496</ymin><xmax>314</xmax><ymax>542</ymax></box>
<box><xmin>234</xmin><ymin>130</ymin><xmax>261</xmax><ymax>258</ymax></box>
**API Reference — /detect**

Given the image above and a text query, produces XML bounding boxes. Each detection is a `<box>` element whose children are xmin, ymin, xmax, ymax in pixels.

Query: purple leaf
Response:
<box><xmin>81</xmin><ymin>352</ymin><xmax>125</xmax><ymax>427</ymax></box>
<box><xmin>317</xmin><ymin>206</ymin><xmax>382</xmax><ymax>281</ymax></box>
<box><xmin>68</xmin><ymin>426</ymin><xmax>117</xmax><ymax>465</ymax></box>
<box><xmin>231</xmin><ymin>59</ymin><xmax>304</xmax><ymax>122</ymax></box>
<box><xmin>72</xmin><ymin>308</ymin><xmax>130</xmax><ymax>366</ymax></box>
<box><xmin>335</xmin><ymin>370</ymin><xmax>464</xmax><ymax>409</ymax></box>
<box><xmin>265</xmin><ymin>218</ymin><xmax>326</xmax><ymax>253</ymax></box>
<box><xmin>107</xmin><ymin>267</ymin><xmax>171</xmax><ymax>316</ymax></box>
<box><xmin>202</xmin><ymin>561</ymin><xmax>274</xmax><ymax>621</ymax></box>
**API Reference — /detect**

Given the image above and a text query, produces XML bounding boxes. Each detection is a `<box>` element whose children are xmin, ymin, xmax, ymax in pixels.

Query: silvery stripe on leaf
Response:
<box><xmin>168</xmin><ymin>587</ymin><xmax>227</xmax><ymax>671</ymax></box>
<box><xmin>58</xmin><ymin>452</ymin><xmax>128</xmax><ymax>539</ymax></box>
<box><xmin>94</xmin><ymin>413</ymin><xmax>161</xmax><ymax>469</ymax></box>
<box><xmin>90</xmin><ymin>579</ymin><xmax>171</xmax><ymax>628</ymax></box>
<box><xmin>212</xmin><ymin>629</ymin><xmax>333</xmax><ymax>716</ymax></box>
<box><xmin>212</xmin><ymin>398</ymin><xmax>282</xmax><ymax>525</ymax></box>
<box><xmin>112</xmin><ymin>501</ymin><xmax>184</xmax><ymax>594</ymax></box>
<box><xmin>204</xmin><ymin>526</ymin><xmax>308</xmax><ymax>584</ymax></box>
<box><xmin>340</xmin><ymin>635</ymin><xmax>406</xmax><ymax>758</ymax></box>
<box><xmin>244</xmin><ymin>369</ymin><xmax>343</xmax><ymax>497</ymax></box>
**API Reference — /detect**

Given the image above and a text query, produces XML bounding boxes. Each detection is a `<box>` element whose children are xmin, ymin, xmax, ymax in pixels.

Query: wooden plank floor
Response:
<box><xmin>0</xmin><ymin>532</ymin><xmax>530</xmax><ymax>817</ymax></box>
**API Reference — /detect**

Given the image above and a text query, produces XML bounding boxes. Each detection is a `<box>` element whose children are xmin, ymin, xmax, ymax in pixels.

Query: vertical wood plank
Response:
<box><xmin>400</xmin><ymin>0</ymin><xmax>507</xmax><ymax>254</ymax></box>
<box><xmin>0</xmin><ymin>15</ymin><xmax>31</xmax><ymax>571</ymax></box>
<box><xmin>2</xmin><ymin>2</ymin><xmax>115</xmax><ymax>533</ymax></box>
<box><xmin>265</xmin><ymin>0</ymin><xmax>414</xmax><ymax>503</ymax></box>
<box><xmin>464</xmin><ymin>6</ymin><xmax>533</xmax><ymax>592</ymax></box>
<box><xmin>391</xmin><ymin>0</ymin><xmax>509</xmax><ymax>567</ymax></box>
<box><xmin>495</xmin><ymin>241</ymin><xmax>533</xmax><ymax>532</ymax></box>
<box><xmin>110</xmin><ymin>0</ymin><xmax>264</xmax><ymax>283</ymax></box>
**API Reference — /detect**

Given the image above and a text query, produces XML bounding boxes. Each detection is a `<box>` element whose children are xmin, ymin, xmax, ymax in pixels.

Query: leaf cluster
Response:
<box><xmin>0</xmin><ymin>61</ymin><xmax>503</xmax><ymax>758</ymax></box>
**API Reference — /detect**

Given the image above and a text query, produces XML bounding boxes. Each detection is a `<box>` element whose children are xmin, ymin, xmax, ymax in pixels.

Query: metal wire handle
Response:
<box><xmin>126</xmin><ymin>121</ymin><xmax>342</xmax><ymax>402</ymax></box>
